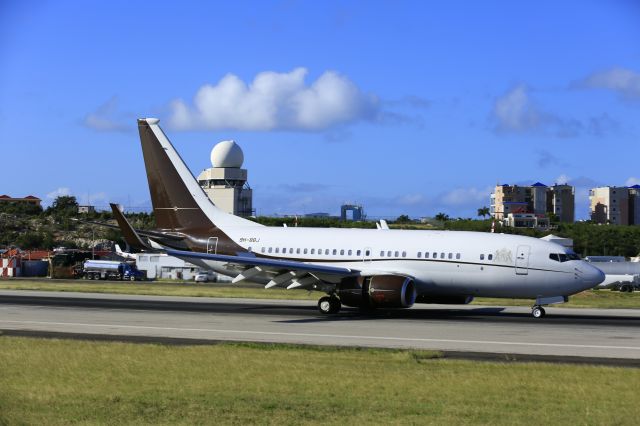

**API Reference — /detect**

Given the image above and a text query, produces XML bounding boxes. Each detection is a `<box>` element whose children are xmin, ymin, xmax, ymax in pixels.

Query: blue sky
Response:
<box><xmin>1</xmin><ymin>0</ymin><xmax>639</xmax><ymax>219</ymax></box>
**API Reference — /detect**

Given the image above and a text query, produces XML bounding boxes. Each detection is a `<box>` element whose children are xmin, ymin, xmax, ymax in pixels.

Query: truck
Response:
<box><xmin>82</xmin><ymin>260</ymin><xmax>146</xmax><ymax>281</ymax></box>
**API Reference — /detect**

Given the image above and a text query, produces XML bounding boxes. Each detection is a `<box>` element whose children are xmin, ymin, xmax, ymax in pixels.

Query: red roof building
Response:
<box><xmin>0</xmin><ymin>195</ymin><xmax>42</xmax><ymax>206</ymax></box>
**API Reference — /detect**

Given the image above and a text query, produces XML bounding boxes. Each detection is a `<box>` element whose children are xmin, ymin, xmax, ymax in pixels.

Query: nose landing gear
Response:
<box><xmin>318</xmin><ymin>295</ymin><xmax>341</xmax><ymax>314</ymax></box>
<box><xmin>531</xmin><ymin>305</ymin><xmax>546</xmax><ymax>318</ymax></box>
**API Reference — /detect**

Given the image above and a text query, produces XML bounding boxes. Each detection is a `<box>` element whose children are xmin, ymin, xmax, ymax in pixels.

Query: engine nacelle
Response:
<box><xmin>337</xmin><ymin>275</ymin><xmax>416</xmax><ymax>309</ymax></box>
<box><xmin>415</xmin><ymin>295</ymin><xmax>474</xmax><ymax>305</ymax></box>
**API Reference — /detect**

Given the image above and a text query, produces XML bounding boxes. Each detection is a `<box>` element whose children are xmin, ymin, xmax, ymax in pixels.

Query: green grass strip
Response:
<box><xmin>1</xmin><ymin>279</ymin><xmax>639</xmax><ymax>308</ymax></box>
<box><xmin>0</xmin><ymin>336</ymin><xmax>638</xmax><ymax>425</ymax></box>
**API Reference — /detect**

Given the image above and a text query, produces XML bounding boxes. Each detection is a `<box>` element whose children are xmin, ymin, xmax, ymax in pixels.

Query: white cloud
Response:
<box><xmin>83</xmin><ymin>97</ymin><xmax>130</xmax><ymax>132</ymax></box>
<box><xmin>46</xmin><ymin>187</ymin><xmax>71</xmax><ymax>199</ymax></box>
<box><xmin>169</xmin><ymin>68</ymin><xmax>379</xmax><ymax>131</ymax></box>
<box><xmin>492</xmin><ymin>85</ymin><xmax>540</xmax><ymax>133</ymax></box>
<box><xmin>491</xmin><ymin>85</ymin><xmax>615</xmax><ymax>138</ymax></box>
<box><xmin>440</xmin><ymin>187</ymin><xmax>492</xmax><ymax>207</ymax></box>
<box><xmin>555</xmin><ymin>174</ymin><xmax>570</xmax><ymax>185</ymax></box>
<box><xmin>396</xmin><ymin>193</ymin><xmax>427</xmax><ymax>206</ymax></box>
<box><xmin>578</xmin><ymin>68</ymin><xmax>640</xmax><ymax>100</ymax></box>
<box><xmin>80</xmin><ymin>192</ymin><xmax>108</xmax><ymax>205</ymax></box>
<box><xmin>626</xmin><ymin>177</ymin><xmax>640</xmax><ymax>187</ymax></box>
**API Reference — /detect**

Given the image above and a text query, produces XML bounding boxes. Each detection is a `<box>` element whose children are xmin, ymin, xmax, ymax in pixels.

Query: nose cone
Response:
<box><xmin>582</xmin><ymin>263</ymin><xmax>606</xmax><ymax>289</ymax></box>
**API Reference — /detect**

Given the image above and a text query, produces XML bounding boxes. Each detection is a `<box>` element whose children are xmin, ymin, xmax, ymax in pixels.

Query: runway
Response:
<box><xmin>1</xmin><ymin>290</ymin><xmax>639</xmax><ymax>363</ymax></box>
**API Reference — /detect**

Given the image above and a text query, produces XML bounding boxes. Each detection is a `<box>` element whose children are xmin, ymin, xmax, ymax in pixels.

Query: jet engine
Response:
<box><xmin>337</xmin><ymin>275</ymin><xmax>416</xmax><ymax>308</ymax></box>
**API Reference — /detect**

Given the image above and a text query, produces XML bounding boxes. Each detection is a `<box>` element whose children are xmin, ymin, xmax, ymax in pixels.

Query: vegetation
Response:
<box><xmin>1</xmin><ymin>280</ymin><xmax>638</xmax><ymax>309</ymax></box>
<box><xmin>1</xmin><ymin>336</ymin><xmax>638</xmax><ymax>425</ymax></box>
<box><xmin>0</xmin><ymin>196</ymin><xmax>156</xmax><ymax>250</ymax></box>
<box><xmin>434</xmin><ymin>212</ymin><xmax>450</xmax><ymax>222</ymax></box>
<box><xmin>3</xmin><ymin>195</ymin><xmax>640</xmax><ymax>257</ymax></box>
<box><xmin>477</xmin><ymin>206</ymin><xmax>490</xmax><ymax>219</ymax></box>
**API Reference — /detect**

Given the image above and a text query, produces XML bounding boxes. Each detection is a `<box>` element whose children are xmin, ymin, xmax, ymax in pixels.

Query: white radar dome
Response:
<box><xmin>210</xmin><ymin>140</ymin><xmax>244</xmax><ymax>168</ymax></box>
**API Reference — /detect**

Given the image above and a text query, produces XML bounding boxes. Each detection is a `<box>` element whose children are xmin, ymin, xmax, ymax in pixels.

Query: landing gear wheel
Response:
<box><xmin>318</xmin><ymin>296</ymin><xmax>341</xmax><ymax>314</ymax></box>
<box><xmin>531</xmin><ymin>306</ymin><xmax>546</xmax><ymax>319</ymax></box>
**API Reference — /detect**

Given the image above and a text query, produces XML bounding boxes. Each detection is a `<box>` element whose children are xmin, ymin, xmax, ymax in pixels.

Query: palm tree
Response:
<box><xmin>477</xmin><ymin>206</ymin><xmax>490</xmax><ymax>219</ymax></box>
<box><xmin>435</xmin><ymin>212</ymin><xmax>450</xmax><ymax>222</ymax></box>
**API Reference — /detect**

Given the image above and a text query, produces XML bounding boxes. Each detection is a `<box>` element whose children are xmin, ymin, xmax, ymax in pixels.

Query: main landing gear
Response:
<box><xmin>318</xmin><ymin>295</ymin><xmax>341</xmax><ymax>314</ymax></box>
<box><xmin>531</xmin><ymin>305</ymin><xmax>546</xmax><ymax>319</ymax></box>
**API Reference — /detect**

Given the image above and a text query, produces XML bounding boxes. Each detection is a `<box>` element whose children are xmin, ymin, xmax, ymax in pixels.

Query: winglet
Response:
<box><xmin>110</xmin><ymin>203</ymin><xmax>151</xmax><ymax>250</ymax></box>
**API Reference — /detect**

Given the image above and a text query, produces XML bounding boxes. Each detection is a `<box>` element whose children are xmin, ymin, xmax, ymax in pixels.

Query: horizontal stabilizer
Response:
<box><xmin>110</xmin><ymin>203</ymin><xmax>151</xmax><ymax>251</ymax></box>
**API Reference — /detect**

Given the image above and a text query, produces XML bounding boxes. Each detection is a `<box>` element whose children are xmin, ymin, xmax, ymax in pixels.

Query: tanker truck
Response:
<box><xmin>82</xmin><ymin>260</ymin><xmax>145</xmax><ymax>281</ymax></box>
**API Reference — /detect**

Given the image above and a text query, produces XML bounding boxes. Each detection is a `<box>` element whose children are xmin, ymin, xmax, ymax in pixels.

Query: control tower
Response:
<box><xmin>197</xmin><ymin>140</ymin><xmax>254</xmax><ymax>217</ymax></box>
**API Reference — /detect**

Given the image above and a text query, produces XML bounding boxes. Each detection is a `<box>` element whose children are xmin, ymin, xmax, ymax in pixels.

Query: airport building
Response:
<box><xmin>135</xmin><ymin>253</ymin><xmax>199</xmax><ymax>280</ymax></box>
<box><xmin>197</xmin><ymin>140</ymin><xmax>254</xmax><ymax>217</ymax></box>
<box><xmin>490</xmin><ymin>182</ymin><xmax>575</xmax><ymax>225</ymax></box>
<box><xmin>589</xmin><ymin>186</ymin><xmax>640</xmax><ymax>225</ymax></box>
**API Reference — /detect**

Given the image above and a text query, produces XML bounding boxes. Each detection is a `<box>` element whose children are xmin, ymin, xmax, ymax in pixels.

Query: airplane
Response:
<box><xmin>106</xmin><ymin>117</ymin><xmax>605</xmax><ymax>319</ymax></box>
<box><xmin>114</xmin><ymin>244</ymin><xmax>136</xmax><ymax>260</ymax></box>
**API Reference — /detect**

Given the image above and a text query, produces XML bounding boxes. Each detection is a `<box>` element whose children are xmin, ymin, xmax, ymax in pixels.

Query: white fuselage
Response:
<box><xmin>198</xmin><ymin>226</ymin><xmax>604</xmax><ymax>299</ymax></box>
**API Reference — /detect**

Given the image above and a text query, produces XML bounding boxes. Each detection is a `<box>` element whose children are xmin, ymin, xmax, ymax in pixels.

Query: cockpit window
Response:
<box><xmin>549</xmin><ymin>252</ymin><xmax>580</xmax><ymax>262</ymax></box>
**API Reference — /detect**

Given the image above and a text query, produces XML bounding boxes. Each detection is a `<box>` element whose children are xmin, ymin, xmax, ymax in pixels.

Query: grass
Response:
<box><xmin>0</xmin><ymin>278</ymin><xmax>324</xmax><ymax>300</ymax></box>
<box><xmin>0</xmin><ymin>336</ymin><xmax>638</xmax><ymax>425</ymax></box>
<box><xmin>473</xmin><ymin>290</ymin><xmax>640</xmax><ymax>309</ymax></box>
<box><xmin>1</xmin><ymin>278</ymin><xmax>640</xmax><ymax>309</ymax></box>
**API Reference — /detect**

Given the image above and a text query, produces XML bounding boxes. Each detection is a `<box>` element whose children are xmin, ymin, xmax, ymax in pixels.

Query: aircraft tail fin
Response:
<box><xmin>137</xmin><ymin>118</ymin><xmax>260</xmax><ymax>233</ymax></box>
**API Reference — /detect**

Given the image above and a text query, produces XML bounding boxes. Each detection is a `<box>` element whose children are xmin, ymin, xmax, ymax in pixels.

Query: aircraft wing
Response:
<box><xmin>164</xmin><ymin>248</ymin><xmax>357</xmax><ymax>289</ymax></box>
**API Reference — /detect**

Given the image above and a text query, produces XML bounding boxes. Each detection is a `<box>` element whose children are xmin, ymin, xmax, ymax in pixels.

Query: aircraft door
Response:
<box><xmin>515</xmin><ymin>245</ymin><xmax>530</xmax><ymax>275</ymax></box>
<box><xmin>207</xmin><ymin>237</ymin><xmax>219</xmax><ymax>254</ymax></box>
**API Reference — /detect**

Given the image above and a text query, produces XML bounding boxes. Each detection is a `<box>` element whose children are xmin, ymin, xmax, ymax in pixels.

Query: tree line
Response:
<box><xmin>2</xmin><ymin>198</ymin><xmax>640</xmax><ymax>257</ymax></box>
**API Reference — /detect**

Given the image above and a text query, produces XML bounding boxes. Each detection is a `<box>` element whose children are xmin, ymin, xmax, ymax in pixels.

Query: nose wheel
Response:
<box><xmin>531</xmin><ymin>305</ymin><xmax>546</xmax><ymax>318</ymax></box>
<box><xmin>318</xmin><ymin>296</ymin><xmax>341</xmax><ymax>314</ymax></box>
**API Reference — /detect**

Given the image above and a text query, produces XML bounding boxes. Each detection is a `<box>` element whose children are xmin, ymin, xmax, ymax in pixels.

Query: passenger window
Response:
<box><xmin>289</xmin><ymin>248</ymin><xmax>294</xmax><ymax>254</ymax></box>
<box><xmin>261</xmin><ymin>247</ymin><xmax>265</xmax><ymax>253</ymax></box>
<box><xmin>480</xmin><ymin>254</ymin><xmax>484</xmax><ymax>260</ymax></box>
<box><xmin>275</xmin><ymin>248</ymin><xmax>279</xmax><ymax>254</ymax></box>
<box><xmin>325</xmin><ymin>249</ymin><xmax>330</xmax><ymax>255</ymax></box>
<box><xmin>311</xmin><ymin>249</ymin><xmax>315</xmax><ymax>254</ymax></box>
<box><xmin>340</xmin><ymin>249</ymin><xmax>345</xmax><ymax>255</ymax></box>
<box><xmin>380</xmin><ymin>251</ymin><xmax>385</xmax><ymax>257</ymax></box>
<box><xmin>394</xmin><ymin>251</ymin><xmax>399</xmax><ymax>257</ymax></box>
<box><xmin>448</xmin><ymin>253</ymin><xmax>453</xmax><ymax>259</ymax></box>
<box><xmin>356</xmin><ymin>250</ymin><xmax>361</xmax><ymax>256</ymax></box>
<box><xmin>304</xmin><ymin>248</ymin><xmax>308</xmax><ymax>254</ymax></box>
<box><xmin>387</xmin><ymin>251</ymin><xmax>392</xmax><ymax>257</ymax></box>
<box><xmin>417</xmin><ymin>252</ymin><xmax>422</xmax><ymax>258</ymax></box>
<box><xmin>488</xmin><ymin>254</ymin><xmax>493</xmax><ymax>261</ymax></box>
<box><xmin>268</xmin><ymin>247</ymin><xmax>273</xmax><ymax>253</ymax></box>
<box><xmin>402</xmin><ymin>251</ymin><xmax>406</xmax><ymax>257</ymax></box>
<box><xmin>332</xmin><ymin>249</ymin><xmax>337</xmax><ymax>255</ymax></box>
<box><xmin>456</xmin><ymin>253</ymin><xmax>461</xmax><ymax>260</ymax></box>
<box><xmin>296</xmin><ymin>248</ymin><xmax>301</xmax><ymax>254</ymax></box>
<box><xmin>348</xmin><ymin>250</ymin><xmax>352</xmax><ymax>256</ymax></box>
<box><xmin>365</xmin><ymin>250</ymin><xmax>370</xmax><ymax>256</ymax></box>
<box><xmin>425</xmin><ymin>252</ymin><xmax>429</xmax><ymax>259</ymax></box>
<box><xmin>440</xmin><ymin>253</ymin><xmax>445</xmax><ymax>259</ymax></box>
<box><xmin>433</xmin><ymin>252</ymin><xmax>437</xmax><ymax>259</ymax></box>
